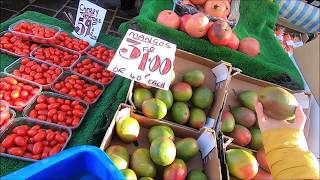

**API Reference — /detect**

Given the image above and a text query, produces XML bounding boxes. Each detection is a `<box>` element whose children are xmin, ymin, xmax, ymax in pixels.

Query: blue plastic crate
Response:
<box><xmin>3</xmin><ymin>145</ymin><xmax>125</xmax><ymax>180</ymax></box>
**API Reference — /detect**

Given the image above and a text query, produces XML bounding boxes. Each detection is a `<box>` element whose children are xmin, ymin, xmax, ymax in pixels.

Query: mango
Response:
<box><xmin>226</xmin><ymin>149</ymin><xmax>258</xmax><ymax>179</ymax></box>
<box><xmin>121</xmin><ymin>169</ymin><xmax>138</xmax><ymax>180</ymax></box>
<box><xmin>238</xmin><ymin>90</ymin><xmax>258</xmax><ymax>111</ymax></box>
<box><xmin>183</xmin><ymin>69</ymin><xmax>205</xmax><ymax>87</ymax></box>
<box><xmin>252</xmin><ymin>168</ymin><xmax>272</xmax><ymax>180</ymax></box>
<box><xmin>138</xmin><ymin>177</ymin><xmax>153</xmax><ymax>180</ymax></box>
<box><xmin>221</xmin><ymin>111</ymin><xmax>235</xmax><ymax>133</ymax></box>
<box><xmin>148</xmin><ymin>125</ymin><xmax>175</xmax><ymax>142</ymax></box>
<box><xmin>150</xmin><ymin>137</ymin><xmax>176</xmax><ymax>166</ymax></box>
<box><xmin>133</xmin><ymin>88</ymin><xmax>153</xmax><ymax>110</ymax></box>
<box><xmin>227</xmin><ymin>124</ymin><xmax>251</xmax><ymax>146</ymax></box>
<box><xmin>189</xmin><ymin>108</ymin><xmax>206</xmax><ymax>129</ymax></box>
<box><xmin>191</xmin><ymin>87</ymin><xmax>213</xmax><ymax>109</ymax></box>
<box><xmin>176</xmin><ymin>137</ymin><xmax>199</xmax><ymax>161</ymax></box>
<box><xmin>256</xmin><ymin>148</ymin><xmax>270</xmax><ymax>172</ymax></box>
<box><xmin>155</xmin><ymin>89</ymin><xmax>173</xmax><ymax>109</ymax></box>
<box><xmin>171</xmin><ymin>82</ymin><xmax>192</xmax><ymax>102</ymax></box>
<box><xmin>231</xmin><ymin>107</ymin><xmax>256</xmax><ymax>128</ymax></box>
<box><xmin>163</xmin><ymin>159</ymin><xmax>187</xmax><ymax>180</ymax></box>
<box><xmin>116</xmin><ymin>117</ymin><xmax>140</xmax><ymax>142</ymax></box>
<box><xmin>171</xmin><ymin>102</ymin><xmax>190</xmax><ymax>124</ymax></box>
<box><xmin>142</xmin><ymin>98</ymin><xmax>167</xmax><ymax>119</ymax></box>
<box><xmin>131</xmin><ymin>148</ymin><xmax>156</xmax><ymax>178</ymax></box>
<box><xmin>106</xmin><ymin>145</ymin><xmax>129</xmax><ymax>170</ymax></box>
<box><xmin>249</xmin><ymin>127</ymin><xmax>262</xmax><ymax>150</ymax></box>
<box><xmin>259</xmin><ymin>86</ymin><xmax>298</xmax><ymax>120</ymax></box>
<box><xmin>187</xmin><ymin>170</ymin><xmax>208</xmax><ymax>180</ymax></box>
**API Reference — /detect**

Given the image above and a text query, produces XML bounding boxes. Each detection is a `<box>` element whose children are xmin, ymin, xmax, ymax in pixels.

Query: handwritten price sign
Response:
<box><xmin>108</xmin><ymin>29</ymin><xmax>176</xmax><ymax>90</ymax></box>
<box><xmin>72</xmin><ymin>0</ymin><xmax>106</xmax><ymax>46</ymax></box>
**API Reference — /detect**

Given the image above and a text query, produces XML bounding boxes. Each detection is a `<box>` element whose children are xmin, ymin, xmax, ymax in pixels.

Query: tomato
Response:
<box><xmin>14</xmin><ymin>136</ymin><xmax>27</xmax><ymax>147</ymax></box>
<box><xmin>87</xmin><ymin>45</ymin><xmax>115</xmax><ymax>63</ymax></box>
<box><xmin>7</xmin><ymin>147</ymin><xmax>25</xmax><ymax>156</ymax></box>
<box><xmin>54</xmin><ymin>134</ymin><xmax>65</xmax><ymax>143</ymax></box>
<box><xmin>34</xmin><ymin>132</ymin><xmax>46</xmax><ymax>142</ymax></box>
<box><xmin>1</xmin><ymin>134</ymin><xmax>17</xmax><ymax>148</ymax></box>
<box><xmin>13</xmin><ymin>125</ymin><xmax>29</xmax><ymax>133</ymax></box>
<box><xmin>24</xmin><ymin>152</ymin><xmax>33</xmax><ymax>159</ymax></box>
<box><xmin>32</xmin><ymin>142</ymin><xmax>44</xmax><ymax>154</ymax></box>
<box><xmin>49</xmin><ymin>144</ymin><xmax>61</xmax><ymax>156</ymax></box>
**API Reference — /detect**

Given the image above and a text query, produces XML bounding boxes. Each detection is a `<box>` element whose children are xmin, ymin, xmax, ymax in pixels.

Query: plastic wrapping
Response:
<box><xmin>84</xmin><ymin>42</ymin><xmax>115</xmax><ymax>65</ymax></box>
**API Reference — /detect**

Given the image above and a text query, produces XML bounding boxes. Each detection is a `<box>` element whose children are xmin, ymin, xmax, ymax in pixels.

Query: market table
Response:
<box><xmin>0</xmin><ymin>11</ymin><xmax>130</xmax><ymax>176</ymax></box>
<box><xmin>119</xmin><ymin>0</ymin><xmax>304</xmax><ymax>90</ymax></box>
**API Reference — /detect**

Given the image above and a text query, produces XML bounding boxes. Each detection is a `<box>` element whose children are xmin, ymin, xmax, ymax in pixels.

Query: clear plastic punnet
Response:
<box><xmin>70</xmin><ymin>55</ymin><xmax>115</xmax><ymax>87</ymax></box>
<box><xmin>84</xmin><ymin>42</ymin><xmax>116</xmax><ymax>65</ymax></box>
<box><xmin>0</xmin><ymin>117</ymin><xmax>72</xmax><ymax>162</ymax></box>
<box><xmin>4</xmin><ymin>57</ymin><xmax>64</xmax><ymax>90</ymax></box>
<box><xmin>22</xmin><ymin>91</ymin><xmax>89</xmax><ymax>129</ymax></box>
<box><xmin>0</xmin><ymin>100</ymin><xmax>16</xmax><ymax>132</ymax></box>
<box><xmin>0</xmin><ymin>72</ymin><xmax>42</xmax><ymax>111</ymax></box>
<box><xmin>50</xmin><ymin>71</ymin><xmax>105</xmax><ymax>104</ymax></box>
<box><xmin>8</xmin><ymin>19</ymin><xmax>61</xmax><ymax>44</ymax></box>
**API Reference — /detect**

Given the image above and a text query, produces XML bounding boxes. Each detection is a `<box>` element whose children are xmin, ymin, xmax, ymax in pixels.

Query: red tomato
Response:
<box><xmin>32</xmin><ymin>142</ymin><xmax>44</xmax><ymax>154</ymax></box>
<box><xmin>1</xmin><ymin>134</ymin><xmax>17</xmax><ymax>148</ymax></box>
<box><xmin>34</xmin><ymin>132</ymin><xmax>46</xmax><ymax>142</ymax></box>
<box><xmin>7</xmin><ymin>147</ymin><xmax>25</xmax><ymax>156</ymax></box>
<box><xmin>14</xmin><ymin>136</ymin><xmax>27</xmax><ymax>147</ymax></box>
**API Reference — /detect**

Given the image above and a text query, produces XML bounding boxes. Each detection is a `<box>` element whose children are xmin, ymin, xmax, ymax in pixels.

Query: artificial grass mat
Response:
<box><xmin>119</xmin><ymin>0</ymin><xmax>304</xmax><ymax>90</ymax></box>
<box><xmin>0</xmin><ymin>11</ymin><xmax>130</xmax><ymax>176</ymax></box>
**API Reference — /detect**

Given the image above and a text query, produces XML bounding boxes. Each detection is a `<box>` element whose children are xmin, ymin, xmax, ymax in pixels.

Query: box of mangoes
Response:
<box><xmin>126</xmin><ymin>49</ymin><xmax>233</xmax><ymax>131</ymax></box>
<box><xmin>216</xmin><ymin>71</ymin><xmax>311</xmax><ymax>180</ymax></box>
<box><xmin>100</xmin><ymin>103</ymin><xmax>222</xmax><ymax>180</ymax></box>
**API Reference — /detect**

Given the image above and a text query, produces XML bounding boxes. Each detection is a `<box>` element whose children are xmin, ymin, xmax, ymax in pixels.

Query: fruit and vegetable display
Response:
<box><xmin>31</xmin><ymin>45</ymin><xmax>80</xmax><ymax>69</ymax></box>
<box><xmin>0</xmin><ymin>74</ymin><xmax>41</xmax><ymax>111</ymax></box>
<box><xmin>0</xmin><ymin>101</ymin><xmax>15</xmax><ymax>128</ymax></box>
<box><xmin>9</xmin><ymin>20</ymin><xmax>60</xmax><ymax>44</ymax></box>
<box><xmin>0</xmin><ymin>32</ymin><xmax>39</xmax><ymax>57</ymax></box>
<box><xmin>26</xmin><ymin>92</ymin><xmax>88</xmax><ymax>128</ymax></box>
<box><xmin>156</xmin><ymin>0</ymin><xmax>261</xmax><ymax>57</ymax></box>
<box><xmin>222</xmin><ymin>86</ymin><xmax>299</xmax><ymax>179</ymax></box>
<box><xmin>105</xmin><ymin>115</ymin><xmax>209</xmax><ymax>180</ymax></box>
<box><xmin>0</xmin><ymin>120</ymin><xmax>70</xmax><ymax>161</ymax></box>
<box><xmin>132</xmin><ymin>69</ymin><xmax>214</xmax><ymax>130</ymax></box>
<box><xmin>71</xmin><ymin>57</ymin><xmax>115</xmax><ymax>85</ymax></box>
<box><xmin>86</xmin><ymin>44</ymin><xmax>116</xmax><ymax>64</ymax></box>
<box><xmin>52</xmin><ymin>73</ymin><xmax>103</xmax><ymax>104</ymax></box>
<box><xmin>5</xmin><ymin>57</ymin><xmax>63</xmax><ymax>90</ymax></box>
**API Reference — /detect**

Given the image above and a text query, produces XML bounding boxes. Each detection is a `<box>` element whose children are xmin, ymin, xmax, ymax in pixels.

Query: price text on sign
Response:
<box><xmin>72</xmin><ymin>0</ymin><xmax>106</xmax><ymax>46</ymax></box>
<box><xmin>108</xmin><ymin>29</ymin><xmax>176</xmax><ymax>90</ymax></box>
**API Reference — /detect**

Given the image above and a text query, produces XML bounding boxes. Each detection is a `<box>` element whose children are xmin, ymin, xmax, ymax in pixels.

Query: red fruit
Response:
<box><xmin>256</xmin><ymin>148</ymin><xmax>270</xmax><ymax>172</ymax></box>
<box><xmin>190</xmin><ymin>0</ymin><xmax>207</xmax><ymax>5</ymax></box>
<box><xmin>204</xmin><ymin>0</ymin><xmax>230</xmax><ymax>18</ymax></box>
<box><xmin>227</xmin><ymin>124</ymin><xmax>251</xmax><ymax>146</ymax></box>
<box><xmin>179</xmin><ymin>14</ymin><xmax>192</xmax><ymax>32</ymax></box>
<box><xmin>252</xmin><ymin>168</ymin><xmax>272</xmax><ymax>180</ymax></box>
<box><xmin>1</xmin><ymin>134</ymin><xmax>17</xmax><ymax>148</ymax></box>
<box><xmin>157</xmin><ymin>10</ymin><xmax>180</xmax><ymax>29</ymax></box>
<box><xmin>185</xmin><ymin>13</ymin><xmax>210</xmax><ymax>38</ymax></box>
<box><xmin>208</xmin><ymin>21</ymin><xmax>232</xmax><ymax>46</ymax></box>
<box><xmin>226</xmin><ymin>33</ymin><xmax>240</xmax><ymax>50</ymax></box>
<box><xmin>238</xmin><ymin>37</ymin><xmax>260</xmax><ymax>56</ymax></box>
<box><xmin>163</xmin><ymin>159</ymin><xmax>188</xmax><ymax>180</ymax></box>
<box><xmin>14</xmin><ymin>136</ymin><xmax>27</xmax><ymax>147</ymax></box>
<box><xmin>7</xmin><ymin>147</ymin><xmax>25</xmax><ymax>156</ymax></box>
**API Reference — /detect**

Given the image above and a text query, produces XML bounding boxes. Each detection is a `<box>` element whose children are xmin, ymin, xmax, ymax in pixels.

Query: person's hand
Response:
<box><xmin>254</xmin><ymin>102</ymin><xmax>307</xmax><ymax>132</ymax></box>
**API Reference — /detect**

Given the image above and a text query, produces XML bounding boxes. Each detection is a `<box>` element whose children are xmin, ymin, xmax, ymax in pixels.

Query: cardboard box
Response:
<box><xmin>215</xmin><ymin>71</ymin><xmax>312</xmax><ymax>179</ymax></box>
<box><xmin>100</xmin><ymin>104</ymin><xmax>222</xmax><ymax>180</ymax></box>
<box><xmin>126</xmin><ymin>49</ymin><xmax>233</xmax><ymax>130</ymax></box>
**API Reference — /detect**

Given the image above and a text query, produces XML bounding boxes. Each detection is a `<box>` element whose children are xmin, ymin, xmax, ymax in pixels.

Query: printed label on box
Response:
<box><xmin>108</xmin><ymin>29</ymin><xmax>177</xmax><ymax>90</ymax></box>
<box><xmin>72</xmin><ymin>0</ymin><xmax>107</xmax><ymax>46</ymax></box>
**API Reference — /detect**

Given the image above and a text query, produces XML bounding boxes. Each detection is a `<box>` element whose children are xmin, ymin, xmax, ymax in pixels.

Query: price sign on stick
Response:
<box><xmin>108</xmin><ymin>29</ymin><xmax>177</xmax><ymax>90</ymax></box>
<box><xmin>72</xmin><ymin>0</ymin><xmax>106</xmax><ymax>46</ymax></box>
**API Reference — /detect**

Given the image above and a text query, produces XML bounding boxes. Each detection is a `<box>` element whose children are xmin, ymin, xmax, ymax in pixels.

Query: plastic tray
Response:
<box><xmin>4</xmin><ymin>57</ymin><xmax>64</xmax><ymax>90</ymax></box>
<box><xmin>2</xmin><ymin>145</ymin><xmax>125</xmax><ymax>180</ymax></box>
<box><xmin>50</xmin><ymin>71</ymin><xmax>105</xmax><ymax>104</ymax></box>
<box><xmin>23</xmin><ymin>91</ymin><xmax>89</xmax><ymax>129</ymax></box>
<box><xmin>84</xmin><ymin>42</ymin><xmax>115</xmax><ymax>65</ymax></box>
<box><xmin>53</xmin><ymin>32</ymin><xmax>90</xmax><ymax>55</ymax></box>
<box><xmin>0</xmin><ymin>117</ymin><xmax>72</xmax><ymax>162</ymax></box>
<box><xmin>0</xmin><ymin>72</ymin><xmax>42</xmax><ymax>111</ymax></box>
<box><xmin>0</xmin><ymin>31</ymin><xmax>35</xmax><ymax>57</ymax></box>
<box><xmin>0</xmin><ymin>101</ymin><xmax>16</xmax><ymax>132</ymax></box>
<box><xmin>70</xmin><ymin>55</ymin><xmax>115</xmax><ymax>87</ymax></box>
<box><xmin>8</xmin><ymin>19</ymin><xmax>61</xmax><ymax>44</ymax></box>
<box><xmin>30</xmin><ymin>44</ymin><xmax>81</xmax><ymax>70</ymax></box>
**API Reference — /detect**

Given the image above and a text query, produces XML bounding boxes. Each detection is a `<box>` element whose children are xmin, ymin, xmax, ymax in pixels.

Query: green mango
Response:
<box><xmin>238</xmin><ymin>90</ymin><xmax>258</xmax><ymax>111</ymax></box>
<box><xmin>131</xmin><ymin>148</ymin><xmax>156</xmax><ymax>178</ymax></box>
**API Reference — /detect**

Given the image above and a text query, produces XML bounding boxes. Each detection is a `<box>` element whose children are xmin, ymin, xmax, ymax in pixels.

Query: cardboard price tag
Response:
<box><xmin>108</xmin><ymin>29</ymin><xmax>177</xmax><ymax>90</ymax></box>
<box><xmin>72</xmin><ymin>0</ymin><xmax>107</xmax><ymax>46</ymax></box>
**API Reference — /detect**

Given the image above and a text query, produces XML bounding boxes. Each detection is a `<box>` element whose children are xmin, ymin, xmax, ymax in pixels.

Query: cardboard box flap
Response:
<box><xmin>212</xmin><ymin>64</ymin><xmax>229</xmax><ymax>83</ymax></box>
<box><xmin>293</xmin><ymin>36</ymin><xmax>319</xmax><ymax>104</ymax></box>
<box><xmin>197</xmin><ymin>129</ymin><xmax>216</xmax><ymax>159</ymax></box>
